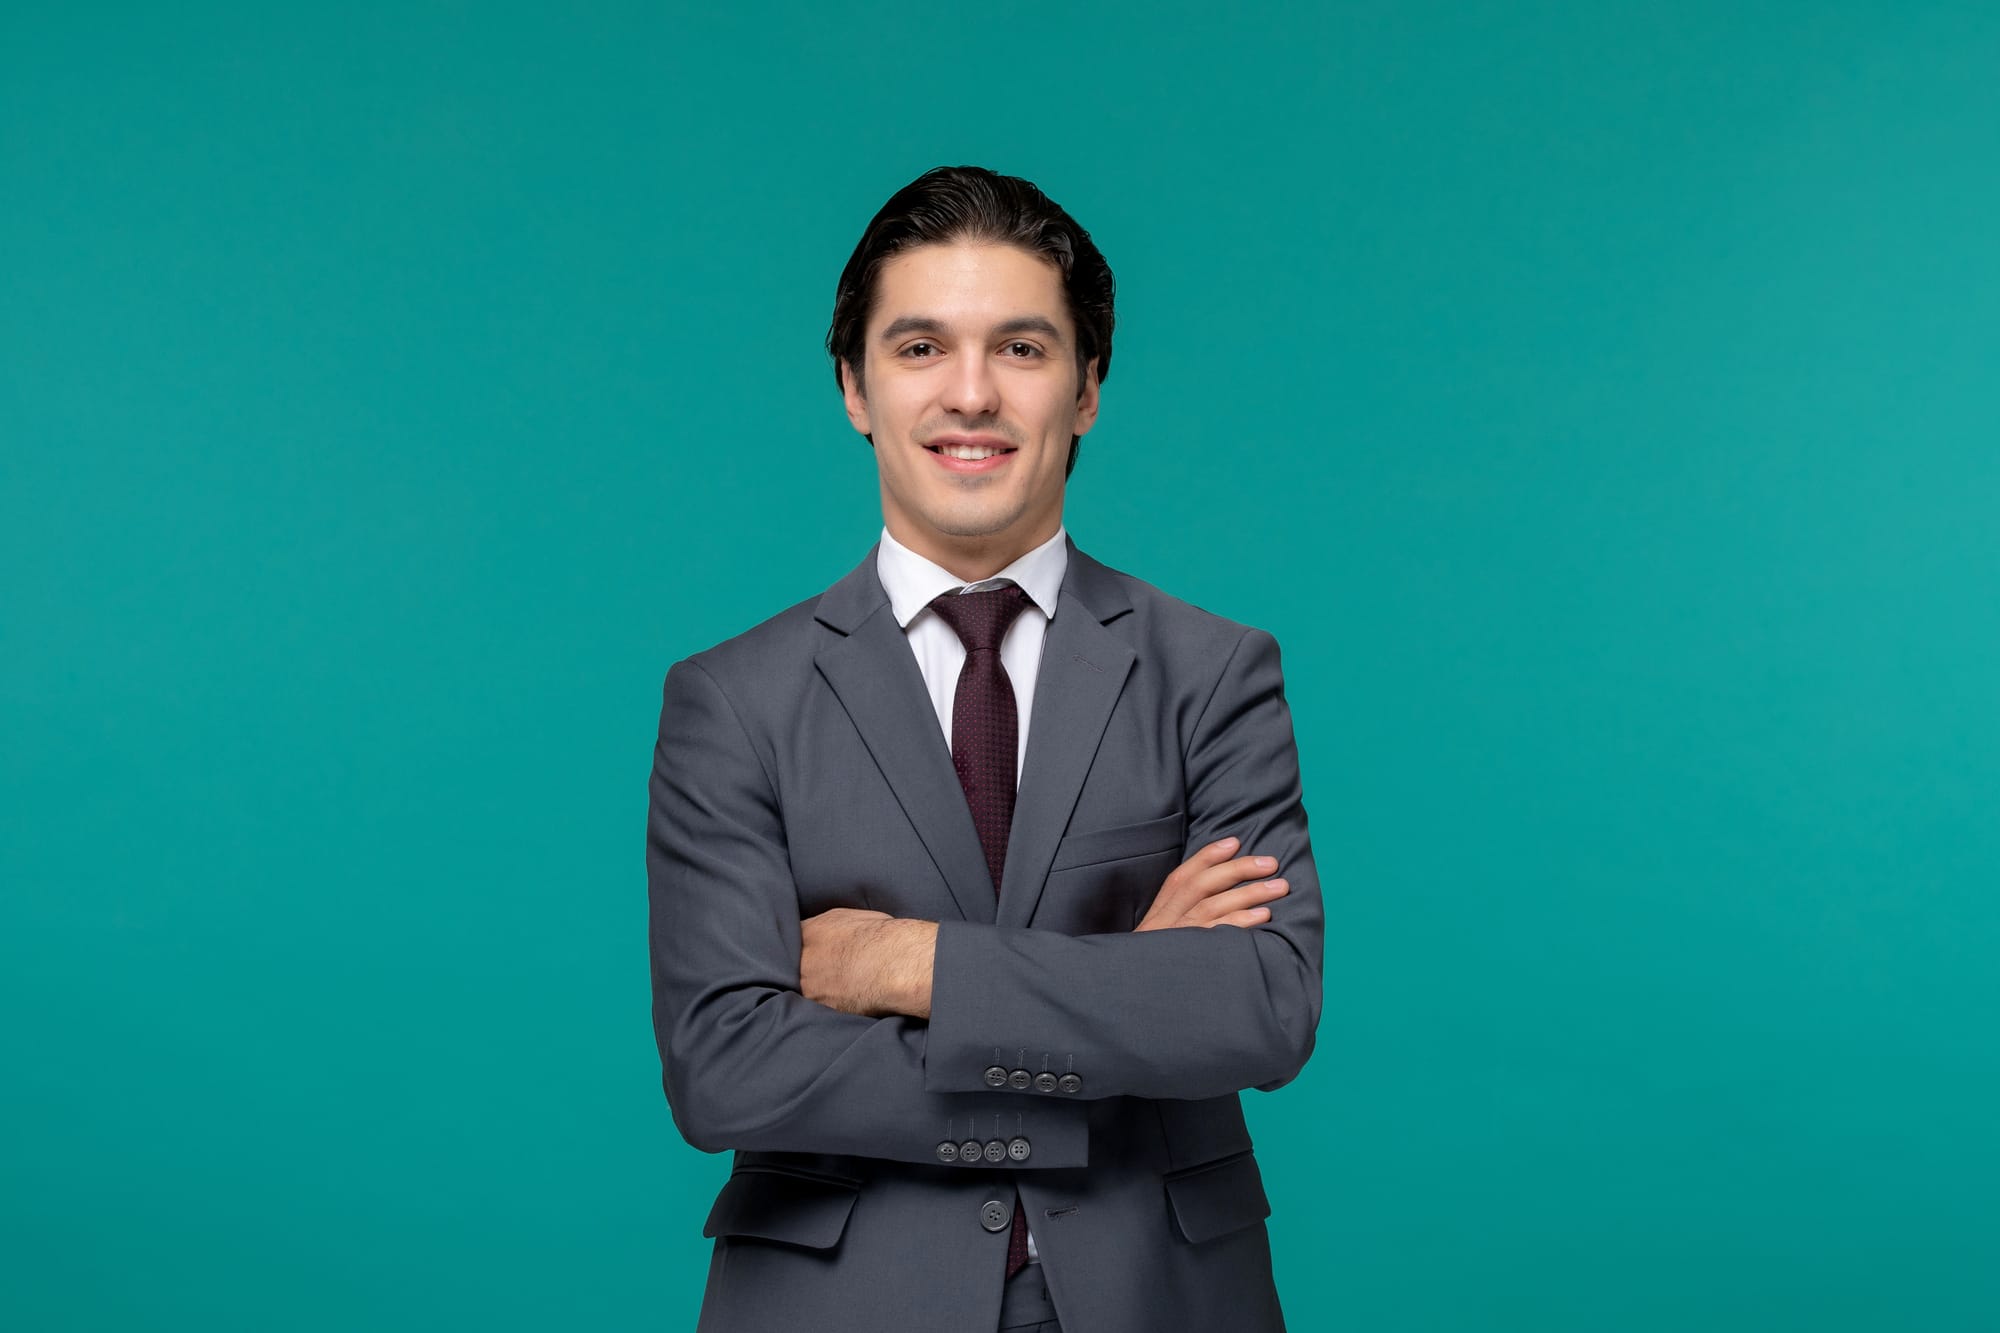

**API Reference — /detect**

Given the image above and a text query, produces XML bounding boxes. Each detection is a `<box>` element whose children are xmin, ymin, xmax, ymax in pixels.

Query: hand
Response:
<box><xmin>1135</xmin><ymin>837</ymin><xmax>1289</xmax><ymax>932</ymax></box>
<box><xmin>800</xmin><ymin>907</ymin><xmax>938</xmax><ymax>1019</ymax></box>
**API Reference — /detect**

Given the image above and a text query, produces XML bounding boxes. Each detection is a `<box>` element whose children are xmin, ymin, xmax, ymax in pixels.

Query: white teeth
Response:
<box><xmin>939</xmin><ymin>444</ymin><xmax>1003</xmax><ymax>460</ymax></box>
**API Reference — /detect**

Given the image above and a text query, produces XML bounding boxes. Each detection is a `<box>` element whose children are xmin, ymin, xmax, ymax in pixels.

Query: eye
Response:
<box><xmin>901</xmin><ymin>341</ymin><xmax>942</xmax><ymax>359</ymax></box>
<box><xmin>1002</xmin><ymin>341</ymin><xmax>1043</xmax><ymax>358</ymax></box>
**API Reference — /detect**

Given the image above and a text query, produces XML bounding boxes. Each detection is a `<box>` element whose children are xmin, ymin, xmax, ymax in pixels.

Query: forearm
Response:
<box><xmin>653</xmin><ymin>974</ymin><xmax>1086</xmax><ymax>1166</ymax></box>
<box><xmin>920</xmin><ymin>916</ymin><xmax>1319</xmax><ymax>1102</ymax></box>
<box><xmin>802</xmin><ymin>914</ymin><xmax>938</xmax><ymax>1020</ymax></box>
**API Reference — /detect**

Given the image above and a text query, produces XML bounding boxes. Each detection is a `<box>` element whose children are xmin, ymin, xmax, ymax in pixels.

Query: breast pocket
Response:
<box><xmin>1049</xmin><ymin>809</ymin><xmax>1186</xmax><ymax>873</ymax></box>
<box><xmin>1040</xmin><ymin>810</ymin><xmax>1186</xmax><ymax>933</ymax></box>
<box><xmin>701</xmin><ymin>1166</ymin><xmax>861</xmax><ymax>1250</ymax></box>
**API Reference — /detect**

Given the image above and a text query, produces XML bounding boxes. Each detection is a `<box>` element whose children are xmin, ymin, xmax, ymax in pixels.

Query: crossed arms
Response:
<box><xmin>646</xmin><ymin>628</ymin><xmax>1323</xmax><ymax>1167</ymax></box>
<box><xmin>796</xmin><ymin>830</ymin><xmax>1293</xmax><ymax>1018</ymax></box>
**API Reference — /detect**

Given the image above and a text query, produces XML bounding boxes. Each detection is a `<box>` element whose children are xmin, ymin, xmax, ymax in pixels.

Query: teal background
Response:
<box><xmin>4</xmin><ymin>2</ymin><xmax>1995</xmax><ymax>1328</ymax></box>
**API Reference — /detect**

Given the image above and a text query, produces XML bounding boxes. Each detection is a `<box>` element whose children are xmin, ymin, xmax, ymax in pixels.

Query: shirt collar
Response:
<box><xmin>876</xmin><ymin>524</ymin><xmax>1069</xmax><ymax>629</ymax></box>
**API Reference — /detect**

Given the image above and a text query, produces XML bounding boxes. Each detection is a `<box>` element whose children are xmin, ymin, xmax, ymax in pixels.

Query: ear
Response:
<box><xmin>839</xmin><ymin>358</ymin><xmax>873</xmax><ymax>439</ymax></box>
<box><xmin>1071</xmin><ymin>356</ymin><xmax>1102</xmax><ymax>437</ymax></box>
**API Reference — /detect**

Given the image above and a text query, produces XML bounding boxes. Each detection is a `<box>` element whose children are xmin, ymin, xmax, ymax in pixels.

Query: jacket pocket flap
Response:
<box><xmin>1050</xmin><ymin>810</ymin><xmax>1186</xmax><ymax>872</ymax></box>
<box><xmin>701</xmin><ymin>1168</ymin><xmax>860</xmax><ymax>1250</ymax></box>
<box><xmin>1163</xmin><ymin>1150</ymin><xmax>1272</xmax><ymax>1245</ymax></box>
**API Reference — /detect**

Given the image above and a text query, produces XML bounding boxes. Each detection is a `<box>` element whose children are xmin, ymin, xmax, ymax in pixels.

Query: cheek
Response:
<box><xmin>1032</xmin><ymin>392</ymin><xmax>1079</xmax><ymax>436</ymax></box>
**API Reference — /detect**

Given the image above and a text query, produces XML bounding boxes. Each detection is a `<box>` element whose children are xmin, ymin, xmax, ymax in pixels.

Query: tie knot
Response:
<box><xmin>927</xmin><ymin>582</ymin><xmax>1032</xmax><ymax>653</ymax></box>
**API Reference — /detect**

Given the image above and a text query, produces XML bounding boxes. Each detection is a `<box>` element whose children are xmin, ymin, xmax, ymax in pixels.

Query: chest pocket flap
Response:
<box><xmin>702</xmin><ymin>1167</ymin><xmax>860</xmax><ymax>1250</ymax></box>
<box><xmin>1050</xmin><ymin>809</ymin><xmax>1186</xmax><ymax>873</ymax></box>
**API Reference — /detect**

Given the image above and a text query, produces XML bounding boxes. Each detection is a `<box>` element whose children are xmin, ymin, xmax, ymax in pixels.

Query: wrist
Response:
<box><xmin>883</xmin><ymin>919</ymin><xmax>938</xmax><ymax>1019</ymax></box>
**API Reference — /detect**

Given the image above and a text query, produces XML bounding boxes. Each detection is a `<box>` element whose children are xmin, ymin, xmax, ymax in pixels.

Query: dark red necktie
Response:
<box><xmin>926</xmin><ymin>582</ymin><xmax>1034</xmax><ymax>1276</ymax></box>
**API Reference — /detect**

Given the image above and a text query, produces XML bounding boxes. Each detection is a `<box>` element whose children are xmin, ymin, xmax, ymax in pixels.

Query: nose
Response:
<box><xmin>939</xmin><ymin>347</ymin><xmax>1002</xmax><ymax>417</ymax></box>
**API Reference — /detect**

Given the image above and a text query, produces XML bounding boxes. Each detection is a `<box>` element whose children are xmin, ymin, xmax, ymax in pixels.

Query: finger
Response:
<box><xmin>1154</xmin><ymin>856</ymin><xmax>1263</xmax><ymax>920</ymax></box>
<box><xmin>1151</xmin><ymin>837</ymin><xmax>1243</xmax><ymax>912</ymax></box>
<box><xmin>1188</xmin><ymin>879</ymin><xmax>1288</xmax><ymax>922</ymax></box>
<box><xmin>1158</xmin><ymin>840</ymin><xmax>1229</xmax><ymax>888</ymax></box>
<box><xmin>1206</xmin><ymin>907</ymin><xmax>1274</xmax><ymax>929</ymax></box>
<box><xmin>1189</xmin><ymin>854</ymin><xmax>1279</xmax><ymax>898</ymax></box>
<box><xmin>1181</xmin><ymin>836</ymin><xmax>1240</xmax><ymax>870</ymax></box>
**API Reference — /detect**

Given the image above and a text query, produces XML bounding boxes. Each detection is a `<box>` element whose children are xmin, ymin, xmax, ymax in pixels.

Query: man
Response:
<box><xmin>647</xmin><ymin>165</ymin><xmax>1322</xmax><ymax>1333</ymax></box>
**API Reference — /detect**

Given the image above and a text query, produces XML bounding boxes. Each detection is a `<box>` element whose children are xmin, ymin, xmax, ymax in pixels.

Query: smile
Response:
<box><xmin>925</xmin><ymin>442</ymin><xmax>1016</xmax><ymax>460</ymax></box>
<box><xmin>923</xmin><ymin>439</ymin><xmax>1018</xmax><ymax>474</ymax></box>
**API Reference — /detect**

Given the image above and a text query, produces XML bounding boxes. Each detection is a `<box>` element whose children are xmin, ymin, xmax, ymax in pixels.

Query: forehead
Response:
<box><xmin>869</xmin><ymin>241</ymin><xmax>1072</xmax><ymax>335</ymax></box>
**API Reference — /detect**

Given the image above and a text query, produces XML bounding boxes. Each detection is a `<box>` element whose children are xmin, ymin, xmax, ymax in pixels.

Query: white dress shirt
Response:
<box><xmin>874</xmin><ymin>522</ymin><xmax>1068</xmax><ymax>1261</ymax></box>
<box><xmin>875</xmin><ymin>523</ymin><xmax>1068</xmax><ymax>784</ymax></box>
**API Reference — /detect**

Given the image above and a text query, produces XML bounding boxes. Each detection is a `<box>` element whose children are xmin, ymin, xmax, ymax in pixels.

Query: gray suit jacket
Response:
<box><xmin>647</xmin><ymin>536</ymin><xmax>1323</xmax><ymax>1332</ymax></box>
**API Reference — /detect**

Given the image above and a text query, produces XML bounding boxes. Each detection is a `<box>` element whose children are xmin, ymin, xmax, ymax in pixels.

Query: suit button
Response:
<box><xmin>1058</xmin><ymin>1073</ymin><xmax>1082</xmax><ymax>1094</ymax></box>
<box><xmin>983</xmin><ymin>1139</ymin><xmax>1007</xmax><ymax>1163</ymax></box>
<box><xmin>1008</xmin><ymin>1069</ymin><xmax>1032</xmax><ymax>1090</ymax></box>
<box><xmin>1007</xmin><ymin>1136</ymin><xmax>1031</xmax><ymax>1162</ymax></box>
<box><xmin>984</xmin><ymin>1065</ymin><xmax>1010</xmax><ymax>1088</ymax></box>
<box><xmin>1033</xmin><ymin>1072</ymin><xmax>1058</xmax><ymax>1094</ymax></box>
<box><xmin>936</xmin><ymin>1141</ymin><xmax>959</xmax><ymax>1163</ymax></box>
<box><xmin>960</xmin><ymin>1139</ymin><xmax>983</xmax><ymax>1163</ymax></box>
<box><xmin>980</xmin><ymin>1198</ymin><xmax>1012</xmax><ymax>1232</ymax></box>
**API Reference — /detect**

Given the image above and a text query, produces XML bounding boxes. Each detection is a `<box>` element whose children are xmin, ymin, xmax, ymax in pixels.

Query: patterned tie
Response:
<box><xmin>926</xmin><ymin>581</ymin><xmax>1035</xmax><ymax>1276</ymax></box>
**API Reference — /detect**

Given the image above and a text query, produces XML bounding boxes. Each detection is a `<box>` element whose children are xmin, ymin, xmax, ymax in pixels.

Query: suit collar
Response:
<box><xmin>813</xmin><ymin>533</ymin><xmax>1132</xmax><ymax>636</ymax></box>
<box><xmin>876</xmin><ymin>524</ymin><xmax>1069</xmax><ymax>626</ymax></box>
<box><xmin>813</xmin><ymin>534</ymin><xmax>1137</xmax><ymax>927</ymax></box>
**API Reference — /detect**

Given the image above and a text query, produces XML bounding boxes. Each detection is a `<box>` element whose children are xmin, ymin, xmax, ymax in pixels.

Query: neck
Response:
<box><xmin>884</xmin><ymin>515</ymin><xmax>1062</xmax><ymax>584</ymax></box>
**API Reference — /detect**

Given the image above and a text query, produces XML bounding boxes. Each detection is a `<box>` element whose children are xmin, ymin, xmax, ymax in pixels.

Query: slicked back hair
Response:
<box><xmin>827</xmin><ymin>166</ymin><xmax>1115</xmax><ymax>479</ymax></box>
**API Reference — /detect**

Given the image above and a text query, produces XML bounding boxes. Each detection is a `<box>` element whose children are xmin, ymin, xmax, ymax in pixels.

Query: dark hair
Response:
<box><xmin>827</xmin><ymin>166</ymin><xmax>1115</xmax><ymax>478</ymax></box>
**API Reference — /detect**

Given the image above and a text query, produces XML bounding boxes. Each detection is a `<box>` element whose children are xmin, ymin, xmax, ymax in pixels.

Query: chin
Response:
<box><xmin>908</xmin><ymin>489</ymin><xmax>1031</xmax><ymax>534</ymax></box>
<box><xmin>926</xmin><ymin>509</ymin><xmax>1024</xmax><ymax>539</ymax></box>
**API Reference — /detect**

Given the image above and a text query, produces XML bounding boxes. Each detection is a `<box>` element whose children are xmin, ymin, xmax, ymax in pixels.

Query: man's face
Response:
<box><xmin>841</xmin><ymin>240</ymin><xmax>1100</xmax><ymax>568</ymax></box>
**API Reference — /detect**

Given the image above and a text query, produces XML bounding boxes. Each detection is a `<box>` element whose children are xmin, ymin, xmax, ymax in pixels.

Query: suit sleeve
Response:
<box><xmin>647</xmin><ymin>657</ymin><xmax>1090</xmax><ymax>1166</ymax></box>
<box><xmin>923</xmin><ymin>627</ymin><xmax>1324</xmax><ymax>1102</ymax></box>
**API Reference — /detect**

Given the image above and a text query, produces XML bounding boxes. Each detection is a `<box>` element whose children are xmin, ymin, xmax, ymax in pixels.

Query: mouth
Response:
<box><xmin>923</xmin><ymin>437</ymin><xmax>1017</xmax><ymax>473</ymax></box>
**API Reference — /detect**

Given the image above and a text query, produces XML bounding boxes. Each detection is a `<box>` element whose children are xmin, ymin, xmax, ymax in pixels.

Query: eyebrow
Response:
<box><xmin>877</xmin><ymin>315</ymin><xmax>1067</xmax><ymax>345</ymax></box>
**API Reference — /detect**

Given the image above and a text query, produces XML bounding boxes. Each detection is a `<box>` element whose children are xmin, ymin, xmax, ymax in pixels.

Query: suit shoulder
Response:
<box><xmin>669</xmin><ymin>591</ymin><xmax>824</xmax><ymax>694</ymax></box>
<box><xmin>1090</xmin><ymin>556</ymin><xmax>1272</xmax><ymax>663</ymax></box>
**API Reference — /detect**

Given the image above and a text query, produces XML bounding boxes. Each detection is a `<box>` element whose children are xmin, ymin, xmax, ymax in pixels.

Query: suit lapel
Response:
<box><xmin>999</xmin><ymin>539</ymin><xmax>1136</xmax><ymax>929</ymax></box>
<box><xmin>813</xmin><ymin>545</ymin><xmax>997</xmax><ymax>925</ymax></box>
<box><xmin>811</xmin><ymin>537</ymin><xmax>1138</xmax><ymax>930</ymax></box>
